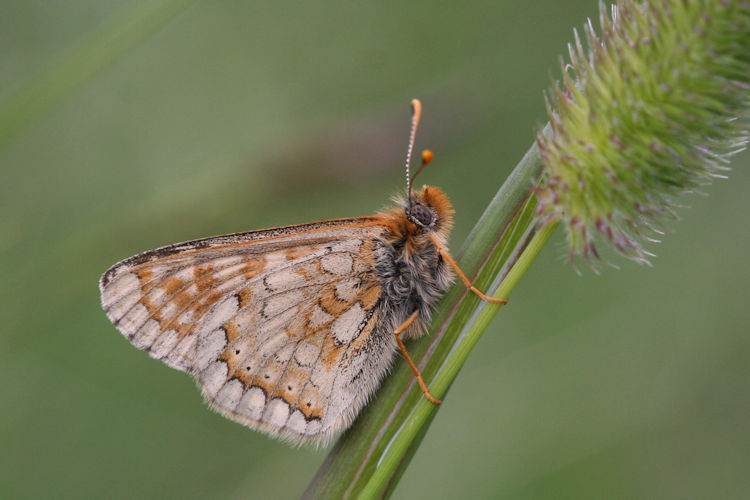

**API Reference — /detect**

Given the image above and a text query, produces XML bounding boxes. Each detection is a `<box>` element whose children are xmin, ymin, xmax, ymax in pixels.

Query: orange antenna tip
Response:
<box><xmin>421</xmin><ymin>149</ymin><xmax>433</xmax><ymax>165</ymax></box>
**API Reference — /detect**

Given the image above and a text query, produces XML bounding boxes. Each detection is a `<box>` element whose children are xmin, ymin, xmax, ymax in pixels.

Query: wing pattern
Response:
<box><xmin>100</xmin><ymin>219</ymin><xmax>398</xmax><ymax>444</ymax></box>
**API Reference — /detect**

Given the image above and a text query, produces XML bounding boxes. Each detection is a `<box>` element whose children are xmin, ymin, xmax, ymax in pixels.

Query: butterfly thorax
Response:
<box><xmin>372</xmin><ymin>186</ymin><xmax>456</xmax><ymax>340</ymax></box>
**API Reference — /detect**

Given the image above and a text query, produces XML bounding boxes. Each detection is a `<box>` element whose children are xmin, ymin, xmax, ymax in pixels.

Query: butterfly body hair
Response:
<box><xmin>372</xmin><ymin>185</ymin><xmax>455</xmax><ymax>341</ymax></box>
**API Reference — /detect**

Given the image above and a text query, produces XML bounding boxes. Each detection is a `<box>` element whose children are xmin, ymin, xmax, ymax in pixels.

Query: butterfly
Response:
<box><xmin>99</xmin><ymin>99</ymin><xmax>505</xmax><ymax>446</ymax></box>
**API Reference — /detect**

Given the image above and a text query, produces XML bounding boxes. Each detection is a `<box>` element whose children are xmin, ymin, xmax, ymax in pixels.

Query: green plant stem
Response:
<box><xmin>367</xmin><ymin>218</ymin><xmax>558</xmax><ymax>500</ymax></box>
<box><xmin>303</xmin><ymin>138</ymin><xmax>554</xmax><ymax>499</ymax></box>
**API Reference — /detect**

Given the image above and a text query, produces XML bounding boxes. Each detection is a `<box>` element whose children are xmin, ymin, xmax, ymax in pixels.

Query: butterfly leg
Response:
<box><xmin>429</xmin><ymin>235</ymin><xmax>508</xmax><ymax>304</ymax></box>
<box><xmin>394</xmin><ymin>310</ymin><xmax>442</xmax><ymax>405</ymax></box>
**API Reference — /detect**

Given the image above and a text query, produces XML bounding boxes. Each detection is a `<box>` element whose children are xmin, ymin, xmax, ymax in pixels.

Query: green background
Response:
<box><xmin>2</xmin><ymin>1</ymin><xmax>748</xmax><ymax>498</ymax></box>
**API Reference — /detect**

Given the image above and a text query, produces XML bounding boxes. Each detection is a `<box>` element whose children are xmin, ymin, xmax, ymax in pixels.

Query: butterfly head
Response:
<box><xmin>406</xmin><ymin>202</ymin><xmax>435</xmax><ymax>230</ymax></box>
<box><xmin>392</xmin><ymin>100</ymin><xmax>453</xmax><ymax>240</ymax></box>
<box><xmin>405</xmin><ymin>185</ymin><xmax>454</xmax><ymax>236</ymax></box>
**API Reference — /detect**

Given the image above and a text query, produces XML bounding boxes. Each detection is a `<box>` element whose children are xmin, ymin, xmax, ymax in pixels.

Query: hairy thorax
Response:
<box><xmin>373</xmin><ymin>232</ymin><xmax>454</xmax><ymax>340</ymax></box>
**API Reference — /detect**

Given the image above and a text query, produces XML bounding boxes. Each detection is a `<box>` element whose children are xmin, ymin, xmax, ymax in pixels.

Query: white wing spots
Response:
<box><xmin>102</xmin><ymin>273</ymin><xmax>143</xmax><ymax>322</ymax></box>
<box><xmin>273</xmin><ymin>343</ymin><xmax>296</xmax><ymax>364</ymax></box>
<box><xmin>330</xmin><ymin>238</ymin><xmax>362</xmax><ymax>254</ymax></box>
<box><xmin>195</xmin><ymin>328</ymin><xmax>228</xmax><ymax>371</ymax></box>
<box><xmin>262</xmin><ymin>252</ymin><xmax>286</xmax><ymax>272</ymax></box>
<box><xmin>264</xmin><ymin>268</ymin><xmax>306</xmax><ymax>291</ymax></box>
<box><xmin>294</xmin><ymin>342</ymin><xmax>320</xmax><ymax>367</ymax></box>
<box><xmin>101</xmin><ymin>272</ymin><xmax>139</xmax><ymax>309</ymax></box>
<box><xmin>158</xmin><ymin>301</ymin><xmax>180</xmax><ymax>322</ymax></box>
<box><xmin>264</xmin><ymin>398</ymin><xmax>290</xmax><ymax>427</ymax></box>
<box><xmin>237</xmin><ymin>386</ymin><xmax>266</xmax><ymax>420</ymax></box>
<box><xmin>214</xmin><ymin>379</ymin><xmax>244</xmax><ymax>410</ymax></box>
<box><xmin>308</xmin><ymin>305</ymin><xmax>333</xmax><ymax>329</ymax></box>
<box><xmin>199</xmin><ymin>295</ymin><xmax>239</xmax><ymax>334</ymax></box>
<box><xmin>261</xmin><ymin>306</ymin><xmax>299</xmax><ymax>339</ymax></box>
<box><xmin>305</xmin><ymin>419</ymin><xmax>322</xmax><ymax>436</ymax></box>
<box><xmin>164</xmin><ymin>334</ymin><xmax>198</xmax><ymax>371</ymax></box>
<box><xmin>309</xmin><ymin>361</ymin><xmax>334</xmax><ymax>388</ymax></box>
<box><xmin>214</xmin><ymin>274</ymin><xmax>245</xmax><ymax>294</ymax></box>
<box><xmin>173</xmin><ymin>267</ymin><xmax>195</xmax><ymax>283</ymax></box>
<box><xmin>286</xmin><ymin>409</ymin><xmax>308</xmax><ymax>434</ymax></box>
<box><xmin>149</xmin><ymin>329</ymin><xmax>179</xmax><ymax>359</ymax></box>
<box><xmin>117</xmin><ymin>303</ymin><xmax>149</xmax><ymax>337</ymax></box>
<box><xmin>331</xmin><ymin>303</ymin><xmax>366</xmax><ymax>345</ymax></box>
<box><xmin>177</xmin><ymin>310</ymin><xmax>194</xmax><ymax>325</ymax></box>
<box><xmin>145</xmin><ymin>287</ymin><xmax>167</xmax><ymax>308</ymax></box>
<box><xmin>210</xmin><ymin>255</ymin><xmax>244</xmax><ymax>268</ymax></box>
<box><xmin>145</xmin><ymin>264</ymin><xmax>167</xmax><ymax>278</ymax></box>
<box><xmin>320</xmin><ymin>253</ymin><xmax>353</xmax><ymax>275</ymax></box>
<box><xmin>334</xmin><ymin>280</ymin><xmax>358</xmax><ymax>301</ymax></box>
<box><xmin>132</xmin><ymin>319</ymin><xmax>161</xmax><ymax>349</ymax></box>
<box><xmin>201</xmin><ymin>361</ymin><xmax>229</xmax><ymax>398</ymax></box>
<box><xmin>183</xmin><ymin>283</ymin><xmax>199</xmax><ymax>299</ymax></box>
<box><xmin>212</xmin><ymin>262</ymin><xmax>247</xmax><ymax>280</ymax></box>
<box><xmin>262</xmin><ymin>290</ymin><xmax>304</xmax><ymax>318</ymax></box>
<box><xmin>100</xmin><ymin>223</ymin><xmax>393</xmax><ymax>445</ymax></box>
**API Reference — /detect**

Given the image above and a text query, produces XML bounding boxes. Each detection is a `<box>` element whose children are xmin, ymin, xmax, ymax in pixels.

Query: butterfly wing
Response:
<box><xmin>100</xmin><ymin>217</ymin><xmax>398</xmax><ymax>445</ymax></box>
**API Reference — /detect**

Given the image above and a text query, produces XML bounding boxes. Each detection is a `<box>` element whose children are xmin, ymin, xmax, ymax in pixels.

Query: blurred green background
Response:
<box><xmin>2</xmin><ymin>1</ymin><xmax>748</xmax><ymax>498</ymax></box>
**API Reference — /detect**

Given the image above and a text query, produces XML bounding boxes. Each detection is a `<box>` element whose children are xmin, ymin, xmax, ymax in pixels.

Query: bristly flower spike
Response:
<box><xmin>535</xmin><ymin>0</ymin><xmax>750</xmax><ymax>265</ymax></box>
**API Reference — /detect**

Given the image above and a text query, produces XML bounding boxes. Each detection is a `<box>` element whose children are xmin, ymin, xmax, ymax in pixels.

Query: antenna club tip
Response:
<box><xmin>410</xmin><ymin>99</ymin><xmax>422</xmax><ymax>113</ymax></box>
<box><xmin>421</xmin><ymin>149</ymin><xmax>434</xmax><ymax>165</ymax></box>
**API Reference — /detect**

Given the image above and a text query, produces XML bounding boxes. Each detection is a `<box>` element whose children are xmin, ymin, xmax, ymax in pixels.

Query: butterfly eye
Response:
<box><xmin>407</xmin><ymin>203</ymin><xmax>436</xmax><ymax>229</ymax></box>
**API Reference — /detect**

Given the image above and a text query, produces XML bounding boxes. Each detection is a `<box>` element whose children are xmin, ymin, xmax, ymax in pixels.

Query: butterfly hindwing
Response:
<box><xmin>100</xmin><ymin>218</ymin><xmax>398</xmax><ymax>444</ymax></box>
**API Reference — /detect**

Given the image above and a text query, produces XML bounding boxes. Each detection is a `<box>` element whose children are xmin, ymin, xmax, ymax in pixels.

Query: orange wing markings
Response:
<box><xmin>316</xmin><ymin>303</ymin><xmax>381</xmax><ymax>428</ymax></box>
<box><xmin>134</xmin><ymin>268</ymin><xmax>154</xmax><ymax>283</ymax></box>
<box><xmin>262</xmin><ymin>336</ymin><xmax>319</xmax><ymax>414</ymax></box>
<box><xmin>248</xmin><ymin>366</ymin><xmax>277</xmax><ymax>396</ymax></box>
<box><xmin>113</xmin><ymin>254</ymin><xmax>267</xmax><ymax>362</ymax></box>
<box><xmin>108</xmin><ymin>255</ymin><xmax>244</xmax><ymax>329</ymax></box>
<box><xmin>103</xmin><ymin>220</ymin><xmax>393</xmax><ymax>439</ymax></box>
<box><xmin>241</xmin><ymin>258</ymin><xmax>264</xmax><ymax>280</ymax></box>
<box><xmin>279</xmin><ymin>322</ymin><xmax>329</xmax><ymax>421</ymax></box>
<box><xmin>322</xmin><ymin>282</ymin><xmax>382</xmax><ymax>369</ymax></box>
<box><xmin>216</xmin><ymin>273</ymin><xmax>382</xmax><ymax>428</ymax></box>
<box><xmin>193</xmin><ymin>264</ymin><xmax>216</xmax><ymax>290</ymax></box>
<box><xmin>101</xmin><ymin>218</ymin><xmax>386</xmax><ymax>287</ymax></box>
<box><xmin>134</xmin><ymin>245</ymin><xmax>362</xmax><ymax>348</ymax></box>
<box><xmin>278</xmin><ymin>326</ymin><xmax>330</xmax><ymax>423</ymax></box>
<box><xmin>229</xmin><ymin>362</ymin><xmax>253</xmax><ymax>388</ymax></box>
<box><xmin>285</xmin><ymin>247</ymin><xmax>317</xmax><ymax>261</ymax></box>
<box><xmin>104</xmin><ymin>222</ymin><xmax>385</xmax><ymax>328</ymax></box>
<box><xmin>160</xmin><ymin>275</ymin><xmax>184</xmax><ymax>294</ymax></box>
<box><xmin>214</xmin><ymin>287</ymin><xmax>328</xmax><ymax>405</ymax></box>
<box><xmin>155</xmin><ymin>218</ymin><xmax>387</xmax><ymax>257</ymax></box>
<box><xmin>358</xmin><ymin>283</ymin><xmax>381</xmax><ymax>309</ymax></box>
<box><xmin>236</xmin><ymin>287</ymin><xmax>254</xmax><ymax>309</ymax></box>
<box><xmin>258</xmin><ymin>266</ymin><xmax>379</xmax><ymax>412</ymax></box>
<box><xmin>141</xmin><ymin>263</ymin><xmax>233</xmax><ymax>342</ymax></box>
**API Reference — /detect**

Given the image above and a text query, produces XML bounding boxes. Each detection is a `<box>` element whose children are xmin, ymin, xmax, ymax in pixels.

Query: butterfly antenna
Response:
<box><xmin>405</xmin><ymin>100</ymin><xmax>434</xmax><ymax>199</ymax></box>
<box><xmin>405</xmin><ymin>99</ymin><xmax>422</xmax><ymax>199</ymax></box>
<box><xmin>411</xmin><ymin>149</ymin><xmax>434</xmax><ymax>191</ymax></box>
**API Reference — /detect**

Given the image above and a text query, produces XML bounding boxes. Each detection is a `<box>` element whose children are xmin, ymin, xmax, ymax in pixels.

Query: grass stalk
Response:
<box><xmin>303</xmin><ymin>140</ymin><xmax>551</xmax><ymax>499</ymax></box>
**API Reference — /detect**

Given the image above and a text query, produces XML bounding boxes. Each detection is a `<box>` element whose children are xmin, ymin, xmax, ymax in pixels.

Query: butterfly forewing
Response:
<box><xmin>100</xmin><ymin>218</ymin><xmax>397</xmax><ymax>444</ymax></box>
